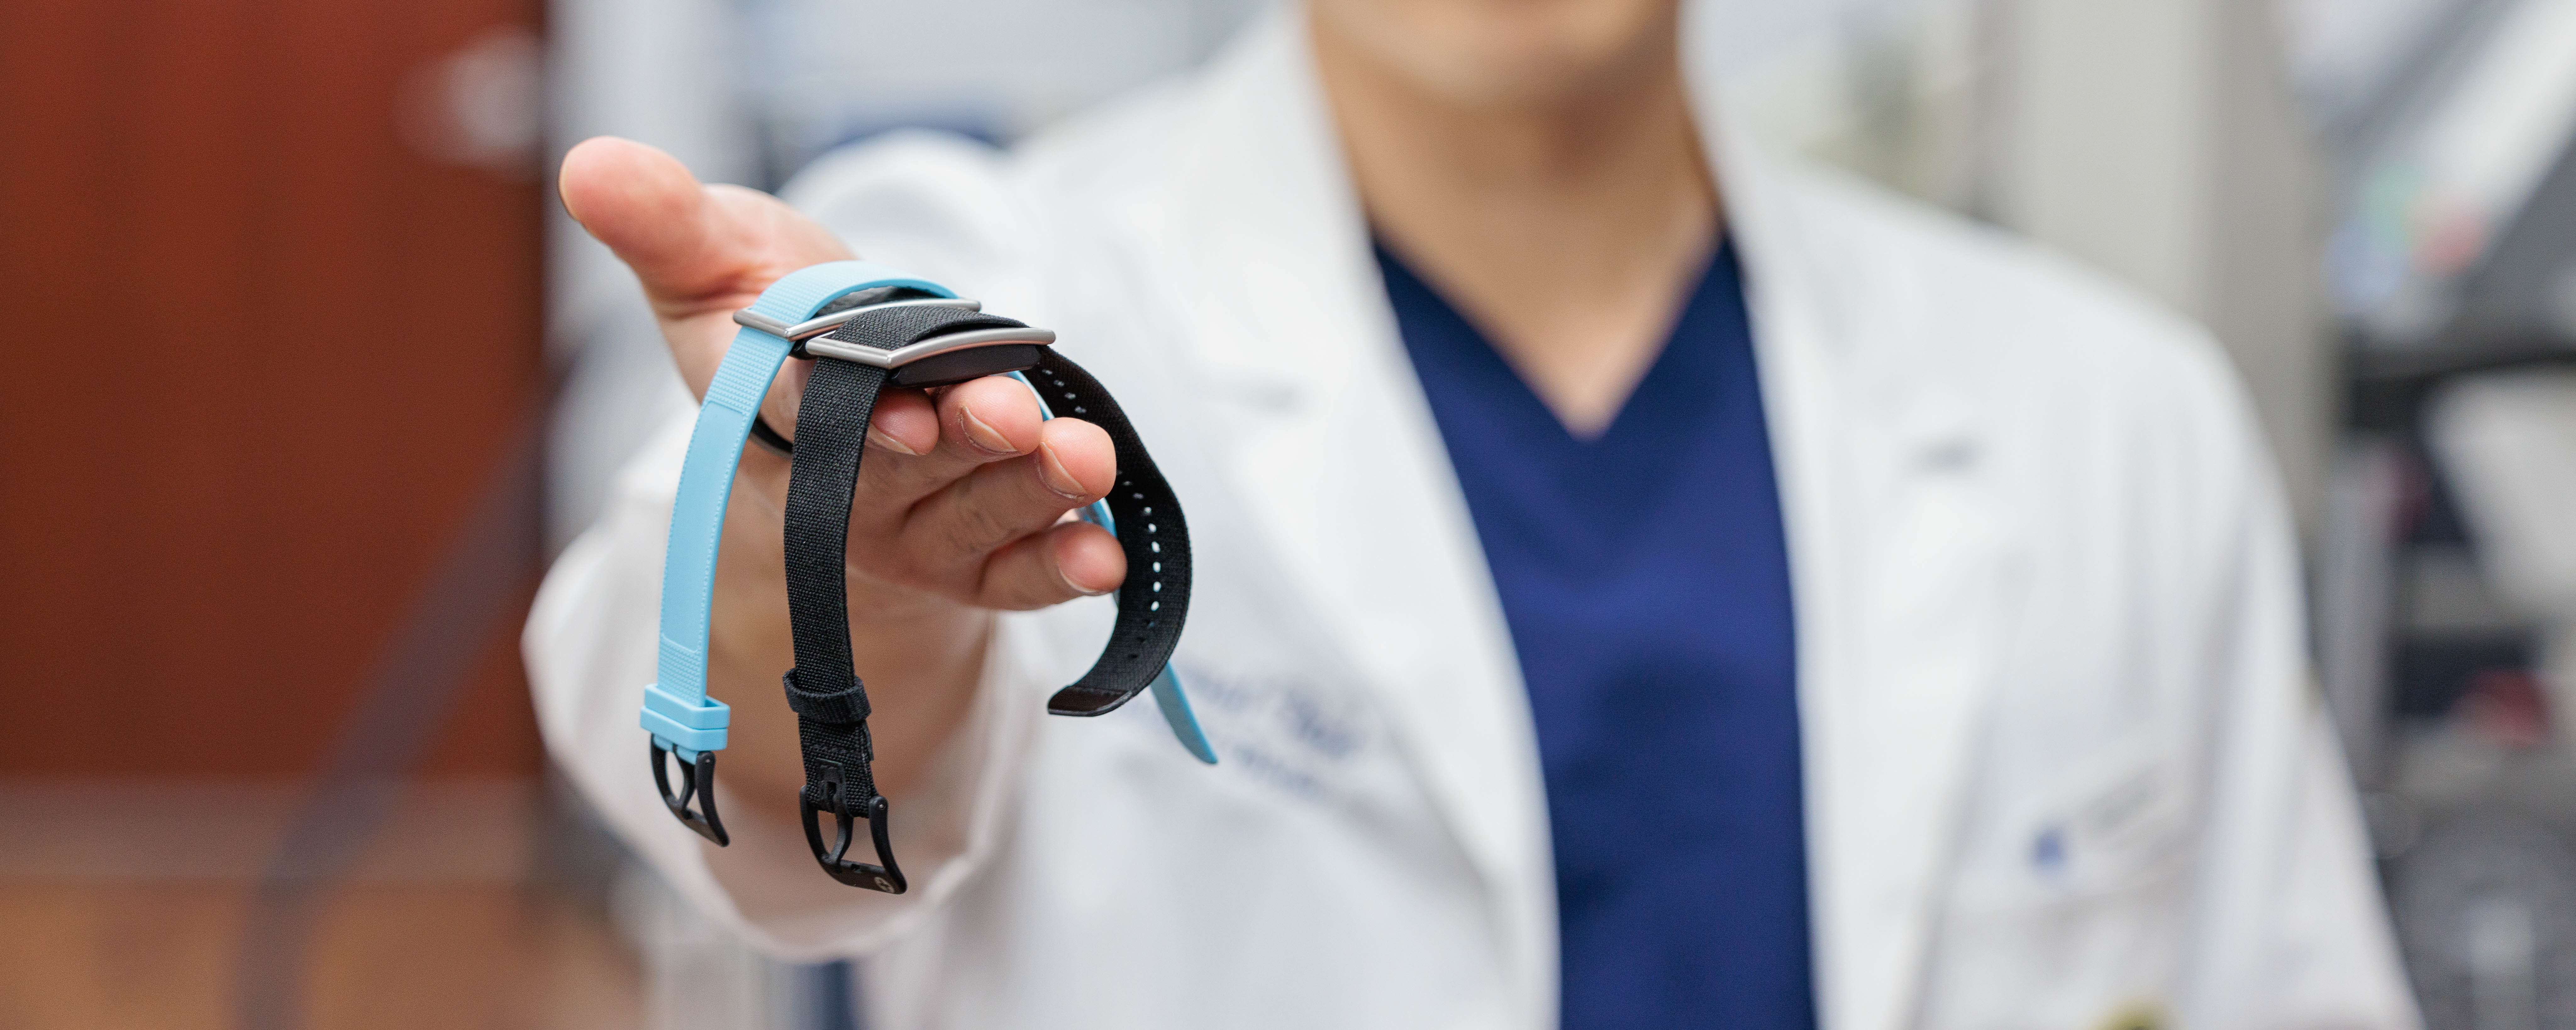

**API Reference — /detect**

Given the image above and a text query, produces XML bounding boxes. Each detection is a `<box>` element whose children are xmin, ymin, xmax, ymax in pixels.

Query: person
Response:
<box><xmin>526</xmin><ymin>0</ymin><xmax>2419</xmax><ymax>1026</ymax></box>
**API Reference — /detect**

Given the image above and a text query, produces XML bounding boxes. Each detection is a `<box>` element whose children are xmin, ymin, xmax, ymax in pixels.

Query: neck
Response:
<box><xmin>1311</xmin><ymin>12</ymin><xmax>1721</xmax><ymax>436</ymax></box>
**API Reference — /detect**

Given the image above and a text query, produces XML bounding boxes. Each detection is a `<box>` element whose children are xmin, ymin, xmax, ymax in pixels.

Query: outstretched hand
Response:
<box><xmin>557</xmin><ymin>137</ymin><xmax>1126</xmax><ymax>616</ymax></box>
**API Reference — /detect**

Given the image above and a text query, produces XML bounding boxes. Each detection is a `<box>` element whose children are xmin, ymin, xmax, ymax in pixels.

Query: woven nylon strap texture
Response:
<box><xmin>1026</xmin><ymin>348</ymin><xmax>1193</xmax><ymax>716</ymax></box>
<box><xmin>782</xmin><ymin>356</ymin><xmax>892</xmax><ymax>815</ymax></box>
<box><xmin>811</xmin><ymin>305</ymin><xmax>1025</xmax><ymax>354</ymax></box>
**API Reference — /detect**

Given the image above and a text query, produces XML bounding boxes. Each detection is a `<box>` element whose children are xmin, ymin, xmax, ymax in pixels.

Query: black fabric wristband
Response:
<box><xmin>781</xmin><ymin>355</ymin><xmax>905</xmax><ymax>893</ymax></box>
<box><xmin>1021</xmin><ymin>347</ymin><xmax>1194</xmax><ymax>717</ymax></box>
<box><xmin>777</xmin><ymin>303</ymin><xmax>1193</xmax><ymax>891</ymax></box>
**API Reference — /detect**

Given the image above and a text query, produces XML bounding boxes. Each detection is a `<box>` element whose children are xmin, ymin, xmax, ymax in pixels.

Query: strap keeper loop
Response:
<box><xmin>781</xmin><ymin>668</ymin><xmax>872</xmax><ymax>724</ymax></box>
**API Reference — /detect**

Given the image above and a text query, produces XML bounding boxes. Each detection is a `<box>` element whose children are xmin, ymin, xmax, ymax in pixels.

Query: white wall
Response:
<box><xmin>1979</xmin><ymin>0</ymin><xmax>2333</xmax><ymax>527</ymax></box>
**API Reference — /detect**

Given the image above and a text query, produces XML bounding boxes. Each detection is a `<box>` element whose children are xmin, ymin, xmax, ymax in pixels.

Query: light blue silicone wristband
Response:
<box><xmin>643</xmin><ymin>262</ymin><xmax>952</xmax><ymax>758</ymax></box>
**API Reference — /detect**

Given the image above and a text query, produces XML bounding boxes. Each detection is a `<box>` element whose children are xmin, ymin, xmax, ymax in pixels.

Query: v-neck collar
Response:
<box><xmin>1371</xmin><ymin>237</ymin><xmax>1748</xmax><ymax>453</ymax></box>
<box><xmin>1375</xmin><ymin>233</ymin><xmax>1768</xmax><ymax>570</ymax></box>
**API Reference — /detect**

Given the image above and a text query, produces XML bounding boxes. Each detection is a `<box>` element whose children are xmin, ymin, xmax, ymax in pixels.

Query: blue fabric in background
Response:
<box><xmin>1379</xmin><ymin>239</ymin><xmax>1814</xmax><ymax>1030</ymax></box>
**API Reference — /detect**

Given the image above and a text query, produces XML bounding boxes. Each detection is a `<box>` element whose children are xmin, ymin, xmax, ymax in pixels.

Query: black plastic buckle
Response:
<box><xmin>650</xmin><ymin>738</ymin><xmax>730</xmax><ymax>846</ymax></box>
<box><xmin>800</xmin><ymin>764</ymin><xmax>906</xmax><ymax>894</ymax></box>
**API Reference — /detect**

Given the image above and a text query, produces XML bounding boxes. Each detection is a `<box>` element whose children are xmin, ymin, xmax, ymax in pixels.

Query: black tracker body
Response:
<box><xmin>771</xmin><ymin>289</ymin><xmax>1194</xmax><ymax>891</ymax></box>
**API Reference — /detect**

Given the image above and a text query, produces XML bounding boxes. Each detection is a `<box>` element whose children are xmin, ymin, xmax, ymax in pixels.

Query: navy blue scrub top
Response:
<box><xmin>1379</xmin><ymin>239</ymin><xmax>1814</xmax><ymax>1030</ymax></box>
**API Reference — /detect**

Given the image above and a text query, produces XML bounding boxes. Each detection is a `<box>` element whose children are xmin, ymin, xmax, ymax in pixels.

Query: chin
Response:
<box><xmin>1313</xmin><ymin>0</ymin><xmax>1681</xmax><ymax>108</ymax></box>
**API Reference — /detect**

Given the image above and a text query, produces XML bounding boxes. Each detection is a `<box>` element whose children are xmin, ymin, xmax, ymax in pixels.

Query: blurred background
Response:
<box><xmin>5</xmin><ymin>0</ymin><xmax>2576</xmax><ymax>1027</ymax></box>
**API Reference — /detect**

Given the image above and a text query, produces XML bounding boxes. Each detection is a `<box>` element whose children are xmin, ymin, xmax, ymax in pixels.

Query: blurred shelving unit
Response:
<box><xmin>2297</xmin><ymin>0</ymin><xmax>2576</xmax><ymax>1025</ymax></box>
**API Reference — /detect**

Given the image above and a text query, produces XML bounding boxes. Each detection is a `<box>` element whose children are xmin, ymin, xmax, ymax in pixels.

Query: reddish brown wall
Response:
<box><xmin>0</xmin><ymin>1</ymin><xmax>545</xmax><ymax>776</ymax></box>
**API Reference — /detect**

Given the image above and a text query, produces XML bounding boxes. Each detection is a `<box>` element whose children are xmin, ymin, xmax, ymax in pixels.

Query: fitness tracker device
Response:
<box><xmin>775</xmin><ymin>283</ymin><xmax>1211</xmax><ymax>892</ymax></box>
<box><xmin>640</xmin><ymin>261</ymin><xmax>1212</xmax><ymax>883</ymax></box>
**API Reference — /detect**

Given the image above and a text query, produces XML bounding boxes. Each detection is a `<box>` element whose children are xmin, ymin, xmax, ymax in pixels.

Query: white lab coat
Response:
<box><xmin>525</xmin><ymin>12</ymin><xmax>2419</xmax><ymax>1030</ymax></box>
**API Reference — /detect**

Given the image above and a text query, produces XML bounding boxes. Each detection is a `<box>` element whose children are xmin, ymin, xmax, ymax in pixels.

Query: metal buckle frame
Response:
<box><xmin>734</xmin><ymin>298</ymin><xmax>1057</xmax><ymax>371</ymax></box>
<box><xmin>732</xmin><ymin>296</ymin><xmax>980</xmax><ymax>342</ymax></box>
<box><xmin>800</xmin><ymin>765</ymin><xmax>906</xmax><ymax>894</ymax></box>
<box><xmin>649</xmin><ymin>738</ymin><xmax>729</xmax><ymax>845</ymax></box>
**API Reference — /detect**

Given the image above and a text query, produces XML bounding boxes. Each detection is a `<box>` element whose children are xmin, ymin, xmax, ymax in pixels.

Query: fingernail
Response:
<box><xmin>1037</xmin><ymin>440</ymin><xmax>1087</xmax><ymax>500</ymax></box>
<box><xmin>960</xmin><ymin>405</ymin><xmax>1017</xmax><ymax>456</ymax></box>
<box><xmin>866</xmin><ymin>426</ymin><xmax>920</xmax><ymax>456</ymax></box>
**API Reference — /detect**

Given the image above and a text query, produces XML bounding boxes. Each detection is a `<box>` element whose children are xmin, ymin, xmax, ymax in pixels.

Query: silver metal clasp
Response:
<box><xmin>805</xmin><ymin>326</ymin><xmax>1058</xmax><ymax>370</ymax></box>
<box><xmin>732</xmin><ymin>296</ymin><xmax>982</xmax><ymax>342</ymax></box>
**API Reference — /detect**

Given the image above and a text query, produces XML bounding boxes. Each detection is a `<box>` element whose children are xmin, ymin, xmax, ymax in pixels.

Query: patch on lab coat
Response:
<box><xmin>1171</xmin><ymin>661</ymin><xmax>1375</xmax><ymax>804</ymax></box>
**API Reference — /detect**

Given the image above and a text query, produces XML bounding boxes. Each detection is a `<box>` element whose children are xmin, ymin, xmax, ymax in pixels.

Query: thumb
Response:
<box><xmin>557</xmin><ymin>136</ymin><xmax>850</xmax><ymax>320</ymax></box>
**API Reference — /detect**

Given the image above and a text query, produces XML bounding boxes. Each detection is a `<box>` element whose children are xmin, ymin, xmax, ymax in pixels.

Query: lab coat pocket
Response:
<box><xmin>2014</xmin><ymin>743</ymin><xmax>2192</xmax><ymax>895</ymax></box>
<box><xmin>1924</xmin><ymin>747</ymin><xmax>2198</xmax><ymax>1030</ymax></box>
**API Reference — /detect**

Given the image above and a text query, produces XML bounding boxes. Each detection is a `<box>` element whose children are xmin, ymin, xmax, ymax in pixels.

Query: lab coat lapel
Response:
<box><xmin>1153</xmin><ymin>15</ymin><xmax>2014</xmax><ymax>1029</ymax></box>
<box><xmin>1151</xmin><ymin>14</ymin><xmax>1560</xmax><ymax>1024</ymax></box>
<box><xmin>1699</xmin><ymin>98</ymin><xmax>2019</xmax><ymax>1030</ymax></box>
